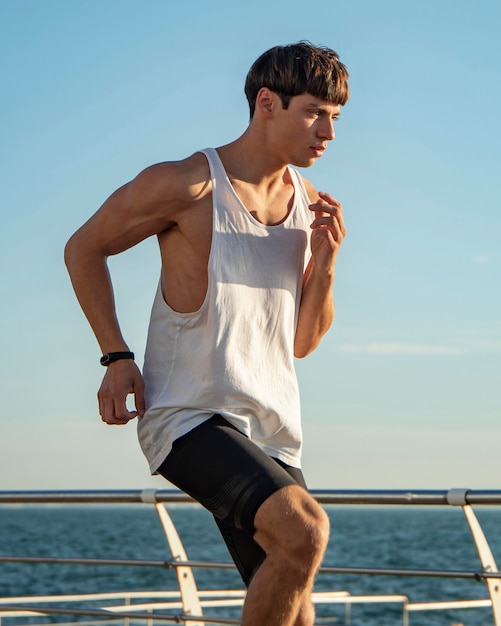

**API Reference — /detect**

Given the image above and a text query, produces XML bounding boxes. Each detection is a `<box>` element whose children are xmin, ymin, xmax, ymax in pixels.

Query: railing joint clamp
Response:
<box><xmin>140</xmin><ymin>489</ymin><xmax>158</xmax><ymax>504</ymax></box>
<box><xmin>446</xmin><ymin>488</ymin><xmax>470</xmax><ymax>506</ymax></box>
<box><xmin>474</xmin><ymin>569</ymin><xmax>486</xmax><ymax>582</ymax></box>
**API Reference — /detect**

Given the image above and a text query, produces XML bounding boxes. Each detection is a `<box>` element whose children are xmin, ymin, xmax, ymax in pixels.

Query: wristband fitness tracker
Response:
<box><xmin>100</xmin><ymin>351</ymin><xmax>135</xmax><ymax>366</ymax></box>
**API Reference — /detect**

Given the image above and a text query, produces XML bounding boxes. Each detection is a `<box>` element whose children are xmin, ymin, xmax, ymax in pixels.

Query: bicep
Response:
<box><xmin>74</xmin><ymin>164</ymin><xmax>181</xmax><ymax>257</ymax></box>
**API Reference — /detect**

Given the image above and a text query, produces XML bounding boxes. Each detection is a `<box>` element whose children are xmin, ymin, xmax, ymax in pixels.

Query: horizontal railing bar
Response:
<box><xmin>0</xmin><ymin>590</ymin><xmax>247</xmax><ymax>605</ymax></box>
<box><xmin>3</xmin><ymin>554</ymin><xmax>500</xmax><ymax>583</ymax></box>
<box><xmin>0</xmin><ymin>556</ymin><xmax>169</xmax><ymax>568</ymax></box>
<box><xmin>311</xmin><ymin>489</ymin><xmax>501</xmax><ymax>506</ymax></box>
<box><xmin>166</xmin><ymin>559</ymin><xmax>235</xmax><ymax>570</ymax></box>
<box><xmin>407</xmin><ymin>598</ymin><xmax>492</xmax><ymax>611</ymax></box>
<box><xmin>320</xmin><ymin>565</ymin><xmax>501</xmax><ymax>580</ymax></box>
<box><xmin>2</xmin><ymin>488</ymin><xmax>501</xmax><ymax>506</ymax></box>
<box><xmin>0</xmin><ymin>605</ymin><xmax>240</xmax><ymax>625</ymax></box>
<box><xmin>0</xmin><ymin>555</ymin><xmax>234</xmax><ymax>570</ymax></box>
<box><xmin>0</xmin><ymin>490</ymin><xmax>194</xmax><ymax>505</ymax></box>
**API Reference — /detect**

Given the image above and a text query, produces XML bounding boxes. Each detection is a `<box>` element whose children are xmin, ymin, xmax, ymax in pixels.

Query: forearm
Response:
<box><xmin>294</xmin><ymin>188</ymin><xmax>346</xmax><ymax>358</ymax></box>
<box><xmin>64</xmin><ymin>234</ymin><xmax>129</xmax><ymax>354</ymax></box>
<box><xmin>294</xmin><ymin>265</ymin><xmax>335</xmax><ymax>358</ymax></box>
<box><xmin>65</xmin><ymin>233</ymin><xmax>145</xmax><ymax>423</ymax></box>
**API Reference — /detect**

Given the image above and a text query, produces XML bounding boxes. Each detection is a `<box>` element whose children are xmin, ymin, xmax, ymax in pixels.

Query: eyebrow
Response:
<box><xmin>308</xmin><ymin>102</ymin><xmax>341</xmax><ymax>112</ymax></box>
<box><xmin>308</xmin><ymin>103</ymin><xmax>341</xmax><ymax>117</ymax></box>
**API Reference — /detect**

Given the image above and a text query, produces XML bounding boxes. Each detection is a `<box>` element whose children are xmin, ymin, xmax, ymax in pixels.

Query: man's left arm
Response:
<box><xmin>294</xmin><ymin>191</ymin><xmax>346</xmax><ymax>358</ymax></box>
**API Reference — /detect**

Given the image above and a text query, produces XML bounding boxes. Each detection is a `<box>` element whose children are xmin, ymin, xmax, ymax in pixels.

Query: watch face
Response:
<box><xmin>100</xmin><ymin>355</ymin><xmax>111</xmax><ymax>365</ymax></box>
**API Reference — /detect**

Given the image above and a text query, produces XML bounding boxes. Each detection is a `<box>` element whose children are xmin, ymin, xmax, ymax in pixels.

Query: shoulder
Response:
<box><xmin>130</xmin><ymin>151</ymin><xmax>211</xmax><ymax>208</ymax></box>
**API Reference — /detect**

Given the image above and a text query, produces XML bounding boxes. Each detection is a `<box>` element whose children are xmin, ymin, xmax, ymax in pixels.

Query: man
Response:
<box><xmin>65</xmin><ymin>41</ymin><xmax>349</xmax><ymax>626</ymax></box>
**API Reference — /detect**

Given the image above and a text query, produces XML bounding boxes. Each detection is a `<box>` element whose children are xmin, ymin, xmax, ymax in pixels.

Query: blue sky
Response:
<box><xmin>1</xmin><ymin>0</ymin><xmax>499</xmax><ymax>491</ymax></box>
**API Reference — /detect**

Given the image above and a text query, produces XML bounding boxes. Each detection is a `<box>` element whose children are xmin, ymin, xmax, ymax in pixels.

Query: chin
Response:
<box><xmin>291</xmin><ymin>157</ymin><xmax>316</xmax><ymax>168</ymax></box>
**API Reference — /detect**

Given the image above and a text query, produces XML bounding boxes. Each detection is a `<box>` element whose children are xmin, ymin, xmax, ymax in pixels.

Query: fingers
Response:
<box><xmin>114</xmin><ymin>395</ymin><xmax>137</xmax><ymax>424</ymax></box>
<box><xmin>316</xmin><ymin>190</ymin><xmax>341</xmax><ymax>209</ymax></box>
<box><xmin>309</xmin><ymin>191</ymin><xmax>346</xmax><ymax>240</ymax></box>
<box><xmin>134</xmin><ymin>384</ymin><xmax>146</xmax><ymax>418</ymax></box>
<box><xmin>101</xmin><ymin>397</ymin><xmax>137</xmax><ymax>425</ymax></box>
<box><xmin>99</xmin><ymin>391</ymin><xmax>136</xmax><ymax>425</ymax></box>
<box><xmin>97</xmin><ymin>361</ymin><xmax>145</xmax><ymax>425</ymax></box>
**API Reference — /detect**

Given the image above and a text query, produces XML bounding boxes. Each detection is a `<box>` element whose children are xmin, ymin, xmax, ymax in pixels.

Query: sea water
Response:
<box><xmin>1</xmin><ymin>504</ymin><xmax>500</xmax><ymax>626</ymax></box>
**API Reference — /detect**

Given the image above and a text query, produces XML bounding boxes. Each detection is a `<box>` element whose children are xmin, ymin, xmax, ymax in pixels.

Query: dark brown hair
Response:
<box><xmin>245</xmin><ymin>41</ymin><xmax>350</xmax><ymax>118</ymax></box>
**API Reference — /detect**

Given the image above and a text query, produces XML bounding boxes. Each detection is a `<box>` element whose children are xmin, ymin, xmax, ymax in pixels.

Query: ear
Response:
<box><xmin>255</xmin><ymin>87</ymin><xmax>278</xmax><ymax>118</ymax></box>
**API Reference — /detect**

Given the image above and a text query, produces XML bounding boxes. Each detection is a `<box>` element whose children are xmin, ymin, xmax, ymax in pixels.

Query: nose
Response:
<box><xmin>319</xmin><ymin>118</ymin><xmax>335</xmax><ymax>141</ymax></box>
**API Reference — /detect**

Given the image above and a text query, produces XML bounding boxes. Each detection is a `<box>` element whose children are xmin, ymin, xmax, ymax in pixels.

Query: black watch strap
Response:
<box><xmin>100</xmin><ymin>351</ymin><xmax>135</xmax><ymax>366</ymax></box>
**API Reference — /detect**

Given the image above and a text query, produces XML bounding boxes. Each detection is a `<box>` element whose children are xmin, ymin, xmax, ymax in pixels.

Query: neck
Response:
<box><xmin>216</xmin><ymin>127</ymin><xmax>289</xmax><ymax>186</ymax></box>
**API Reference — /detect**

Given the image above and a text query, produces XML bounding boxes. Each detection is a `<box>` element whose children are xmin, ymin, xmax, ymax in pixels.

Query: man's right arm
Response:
<box><xmin>64</xmin><ymin>162</ymin><xmax>186</xmax><ymax>425</ymax></box>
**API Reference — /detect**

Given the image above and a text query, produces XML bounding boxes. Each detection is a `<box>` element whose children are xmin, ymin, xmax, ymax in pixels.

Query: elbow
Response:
<box><xmin>294</xmin><ymin>339</ymin><xmax>320</xmax><ymax>359</ymax></box>
<box><xmin>294</xmin><ymin>315</ymin><xmax>334</xmax><ymax>358</ymax></box>
<box><xmin>64</xmin><ymin>234</ymin><xmax>77</xmax><ymax>272</ymax></box>
<box><xmin>64</xmin><ymin>230</ymin><xmax>100</xmax><ymax>278</ymax></box>
<box><xmin>294</xmin><ymin>348</ymin><xmax>310</xmax><ymax>359</ymax></box>
<box><xmin>64</xmin><ymin>232</ymin><xmax>84</xmax><ymax>276</ymax></box>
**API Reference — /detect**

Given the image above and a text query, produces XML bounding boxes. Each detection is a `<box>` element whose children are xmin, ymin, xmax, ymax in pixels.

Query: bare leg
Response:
<box><xmin>240</xmin><ymin>484</ymin><xmax>329</xmax><ymax>626</ymax></box>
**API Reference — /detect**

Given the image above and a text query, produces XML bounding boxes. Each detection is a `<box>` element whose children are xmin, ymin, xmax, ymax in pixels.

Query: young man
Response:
<box><xmin>65</xmin><ymin>42</ymin><xmax>349</xmax><ymax>626</ymax></box>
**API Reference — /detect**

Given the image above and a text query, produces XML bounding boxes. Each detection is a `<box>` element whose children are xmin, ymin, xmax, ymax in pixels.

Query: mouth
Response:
<box><xmin>310</xmin><ymin>146</ymin><xmax>326</xmax><ymax>158</ymax></box>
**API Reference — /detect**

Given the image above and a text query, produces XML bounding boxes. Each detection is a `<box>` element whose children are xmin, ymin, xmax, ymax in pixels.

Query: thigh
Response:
<box><xmin>157</xmin><ymin>414</ymin><xmax>301</xmax><ymax>534</ymax></box>
<box><xmin>213</xmin><ymin>460</ymin><xmax>308</xmax><ymax>586</ymax></box>
<box><xmin>157</xmin><ymin>415</ymin><xmax>307</xmax><ymax>585</ymax></box>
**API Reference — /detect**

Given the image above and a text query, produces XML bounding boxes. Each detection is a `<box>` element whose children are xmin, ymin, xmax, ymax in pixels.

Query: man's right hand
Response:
<box><xmin>97</xmin><ymin>359</ymin><xmax>146</xmax><ymax>425</ymax></box>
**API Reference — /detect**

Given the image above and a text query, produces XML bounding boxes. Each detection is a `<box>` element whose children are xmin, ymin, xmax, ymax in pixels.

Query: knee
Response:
<box><xmin>254</xmin><ymin>486</ymin><xmax>330</xmax><ymax>568</ymax></box>
<box><xmin>294</xmin><ymin>599</ymin><xmax>315</xmax><ymax>626</ymax></box>
<box><xmin>288</xmin><ymin>497</ymin><xmax>330</xmax><ymax>563</ymax></box>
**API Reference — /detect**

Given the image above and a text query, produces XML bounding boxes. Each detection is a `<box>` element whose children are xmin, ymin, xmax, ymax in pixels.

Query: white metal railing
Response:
<box><xmin>1</xmin><ymin>489</ymin><xmax>501</xmax><ymax>625</ymax></box>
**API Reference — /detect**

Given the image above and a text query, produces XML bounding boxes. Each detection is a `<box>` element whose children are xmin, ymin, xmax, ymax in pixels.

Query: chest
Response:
<box><xmin>229</xmin><ymin>179</ymin><xmax>295</xmax><ymax>226</ymax></box>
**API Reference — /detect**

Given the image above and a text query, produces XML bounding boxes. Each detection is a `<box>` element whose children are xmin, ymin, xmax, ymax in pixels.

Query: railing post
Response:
<box><xmin>402</xmin><ymin>598</ymin><xmax>409</xmax><ymax>626</ymax></box>
<box><xmin>447</xmin><ymin>489</ymin><xmax>501</xmax><ymax>625</ymax></box>
<box><xmin>463</xmin><ymin>505</ymin><xmax>501</xmax><ymax>625</ymax></box>
<box><xmin>123</xmin><ymin>596</ymin><xmax>130</xmax><ymax>626</ymax></box>
<box><xmin>155</xmin><ymin>502</ymin><xmax>204</xmax><ymax>626</ymax></box>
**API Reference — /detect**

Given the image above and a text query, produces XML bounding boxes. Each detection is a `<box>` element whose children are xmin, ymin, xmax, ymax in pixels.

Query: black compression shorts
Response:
<box><xmin>157</xmin><ymin>414</ymin><xmax>306</xmax><ymax>585</ymax></box>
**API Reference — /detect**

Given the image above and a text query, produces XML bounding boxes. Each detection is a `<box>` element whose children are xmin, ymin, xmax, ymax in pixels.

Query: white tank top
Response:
<box><xmin>138</xmin><ymin>148</ymin><xmax>312</xmax><ymax>473</ymax></box>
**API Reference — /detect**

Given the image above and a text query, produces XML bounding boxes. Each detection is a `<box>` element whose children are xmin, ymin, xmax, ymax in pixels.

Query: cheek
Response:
<box><xmin>291</xmin><ymin>119</ymin><xmax>313</xmax><ymax>136</ymax></box>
